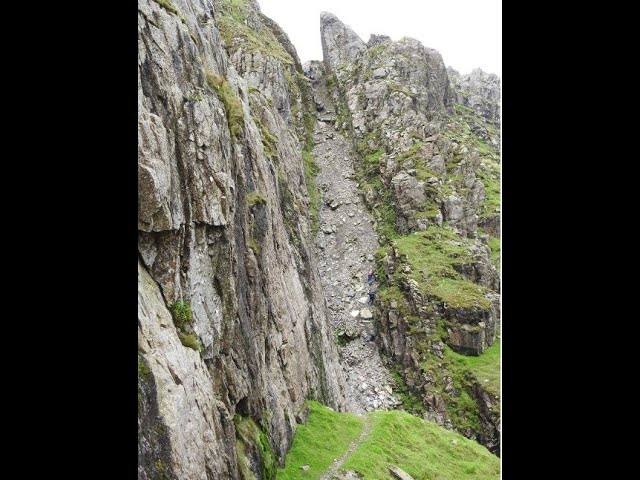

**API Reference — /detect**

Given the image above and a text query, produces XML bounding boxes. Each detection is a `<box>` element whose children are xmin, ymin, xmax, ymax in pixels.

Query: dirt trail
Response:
<box><xmin>318</xmin><ymin>415</ymin><xmax>372</xmax><ymax>480</ymax></box>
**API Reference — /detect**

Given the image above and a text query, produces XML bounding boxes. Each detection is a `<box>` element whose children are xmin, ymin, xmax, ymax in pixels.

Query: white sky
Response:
<box><xmin>258</xmin><ymin>0</ymin><xmax>501</xmax><ymax>76</ymax></box>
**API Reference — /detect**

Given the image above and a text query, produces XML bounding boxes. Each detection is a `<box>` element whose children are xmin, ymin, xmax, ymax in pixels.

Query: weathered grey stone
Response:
<box><xmin>320</xmin><ymin>12</ymin><xmax>367</xmax><ymax>75</ymax></box>
<box><xmin>373</xmin><ymin>68</ymin><xmax>388</xmax><ymax>79</ymax></box>
<box><xmin>390</xmin><ymin>466</ymin><xmax>415</xmax><ymax>480</ymax></box>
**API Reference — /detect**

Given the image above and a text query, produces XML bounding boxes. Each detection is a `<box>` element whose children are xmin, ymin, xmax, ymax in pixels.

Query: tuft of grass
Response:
<box><xmin>365</xmin><ymin>149</ymin><xmax>384</xmax><ymax>173</ymax></box>
<box><xmin>169</xmin><ymin>301</ymin><xmax>192</xmax><ymax>330</ymax></box>
<box><xmin>206</xmin><ymin>71</ymin><xmax>244</xmax><ymax>140</ymax></box>
<box><xmin>153</xmin><ymin>0</ymin><xmax>179</xmax><ymax>16</ymax></box>
<box><xmin>477</xmin><ymin>165</ymin><xmax>500</xmax><ymax>218</ymax></box>
<box><xmin>277</xmin><ymin>401</ymin><xmax>363</xmax><ymax>479</ymax></box>
<box><xmin>178</xmin><ymin>332</ymin><xmax>199</xmax><ymax>351</ymax></box>
<box><xmin>246</xmin><ymin>191</ymin><xmax>268</xmax><ymax>207</ymax></box>
<box><xmin>325</xmin><ymin>73</ymin><xmax>337</xmax><ymax>92</ymax></box>
<box><xmin>343</xmin><ymin>411</ymin><xmax>499</xmax><ymax>479</ymax></box>
<box><xmin>367</xmin><ymin>43</ymin><xmax>389</xmax><ymax>57</ymax></box>
<box><xmin>487</xmin><ymin>235</ymin><xmax>500</xmax><ymax>267</ymax></box>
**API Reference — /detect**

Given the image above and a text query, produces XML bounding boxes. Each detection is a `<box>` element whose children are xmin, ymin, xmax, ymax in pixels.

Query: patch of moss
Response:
<box><xmin>235</xmin><ymin>416</ymin><xmax>277</xmax><ymax>480</ymax></box>
<box><xmin>178</xmin><ymin>332</ymin><xmax>199</xmax><ymax>351</ymax></box>
<box><xmin>247</xmin><ymin>236</ymin><xmax>261</xmax><ymax>255</ymax></box>
<box><xmin>302</xmin><ymin>150</ymin><xmax>320</xmax><ymax>235</ymax></box>
<box><xmin>365</xmin><ymin>149</ymin><xmax>384</xmax><ymax>171</ymax></box>
<box><xmin>251</xmin><ymin>115</ymin><xmax>278</xmax><ymax>161</ymax></box>
<box><xmin>246</xmin><ymin>191</ymin><xmax>267</xmax><ymax>207</ymax></box>
<box><xmin>206</xmin><ymin>70</ymin><xmax>244</xmax><ymax>140</ymax></box>
<box><xmin>399</xmin><ymin>142</ymin><xmax>424</xmax><ymax>161</ymax></box>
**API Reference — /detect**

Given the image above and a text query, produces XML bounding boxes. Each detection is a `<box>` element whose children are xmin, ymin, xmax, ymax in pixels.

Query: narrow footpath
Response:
<box><xmin>311</xmin><ymin>74</ymin><xmax>399</xmax><ymax>414</ymax></box>
<box><xmin>319</xmin><ymin>415</ymin><xmax>372</xmax><ymax>480</ymax></box>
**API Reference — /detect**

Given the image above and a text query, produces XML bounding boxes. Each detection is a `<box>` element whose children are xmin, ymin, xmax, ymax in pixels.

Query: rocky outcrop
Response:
<box><xmin>448</xmin><ymin>67</ymin><xmax>500</xmax><ymax>122</ymax></box>
<box><xmin>320</xmin><ymin>12</ymin><xmax>367</xmax><ymax>76</ymax></box>
<box><xmin>319</xmin><ymin>12</ymin><xmax>500</xmax><ymax>454</ymax></box>
<box><xmin>138</xmin><ymin>1</ymin><xmax>346</xmax><ymax>478</ymax></box>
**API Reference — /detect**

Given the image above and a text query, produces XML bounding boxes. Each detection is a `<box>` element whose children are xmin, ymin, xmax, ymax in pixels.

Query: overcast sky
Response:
<box><xmin>258</xmin><ymin>0</ymin><xmax>501</xmax><ymax>76</ymax></box>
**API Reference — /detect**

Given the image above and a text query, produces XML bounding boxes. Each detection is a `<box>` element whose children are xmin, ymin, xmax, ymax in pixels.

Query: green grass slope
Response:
<box><xmin>277</xmin><ymin>401</ymin><xmax>364</xmax><ymax>479</ymax></box>
<box><xmin>345</xmin><ymin>411</ymin><xmax>499</xmax><ymax>480</ymax></box>
<box><xmin>277</xmin><ymin>403</ymin><xmax>499</xmax><ymax>480</ymax></box>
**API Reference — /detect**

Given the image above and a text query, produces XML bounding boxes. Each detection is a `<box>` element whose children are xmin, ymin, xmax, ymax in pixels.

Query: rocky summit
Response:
<box><xmin>138</xmin><ymin>1</ymin><xmax>501</xmax><ymax>478</ymax></box>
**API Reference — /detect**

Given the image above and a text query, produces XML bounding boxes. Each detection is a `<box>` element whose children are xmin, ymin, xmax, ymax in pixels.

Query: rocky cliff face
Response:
<box><xmin>316</xmin><ymin>13</ymin><xmax>501</xmax><ymax>454</ymax></box>
<box><xmin>448</xmin><ymin>67</ymin><xmax>501</xmax><ymax>122</ymax></box>
<box><xmin>138</xmin><ymin>1</ymin><xmax>347</xmax><ymax>478</ymax></box>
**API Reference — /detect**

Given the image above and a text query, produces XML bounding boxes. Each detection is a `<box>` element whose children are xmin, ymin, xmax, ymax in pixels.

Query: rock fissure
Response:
<box><xmin>308</xmin><ymin>64</ymin><xmax>400</xmax><ymax>414</ymax></box>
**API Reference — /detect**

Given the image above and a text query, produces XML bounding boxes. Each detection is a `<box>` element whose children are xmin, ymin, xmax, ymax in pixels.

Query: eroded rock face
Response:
<box><xmin>138</xmin><ymin>1</ymin><xmax>346</xmax><ymax>478</ymax></box>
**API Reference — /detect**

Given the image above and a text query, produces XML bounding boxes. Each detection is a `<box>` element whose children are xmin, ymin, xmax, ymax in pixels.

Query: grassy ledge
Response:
<box><xmin>445</xmin><ymin>338</ymin><xmax>501</xmax><ymax>395</ymax></box>
<box><xmin>392</xmin><ymin>227</ymin><xmax>491</xmax><ymax>309</ymax></box>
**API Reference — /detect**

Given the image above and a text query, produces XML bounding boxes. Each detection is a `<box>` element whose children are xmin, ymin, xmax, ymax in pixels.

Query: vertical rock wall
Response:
<box><xmin>138</xmin><ymin>1</ymin><xmax>346</xmax><ymax>478</ymax></box>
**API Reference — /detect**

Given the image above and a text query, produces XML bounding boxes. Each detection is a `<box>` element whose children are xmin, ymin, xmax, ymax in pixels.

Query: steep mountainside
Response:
<box><xmin>138</xmin><ymin>1</ymin><xmax>346</xmax><ymax>478</ymax></box>
<box><xmin>314</xmin><ymin>12</ymin><xmax>501</xmax><ymax>454</ymax></box>
<box><xmin>139</xmin><ymin>2</ymin><xmax>501</xmax><ymax>478</ymax></box>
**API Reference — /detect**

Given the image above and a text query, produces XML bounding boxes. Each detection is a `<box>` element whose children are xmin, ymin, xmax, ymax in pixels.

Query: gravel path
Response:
<box><xmin>312</xmin><ymin>80</ymin><xmax>399</xmax><ymax>414</ymax></box>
